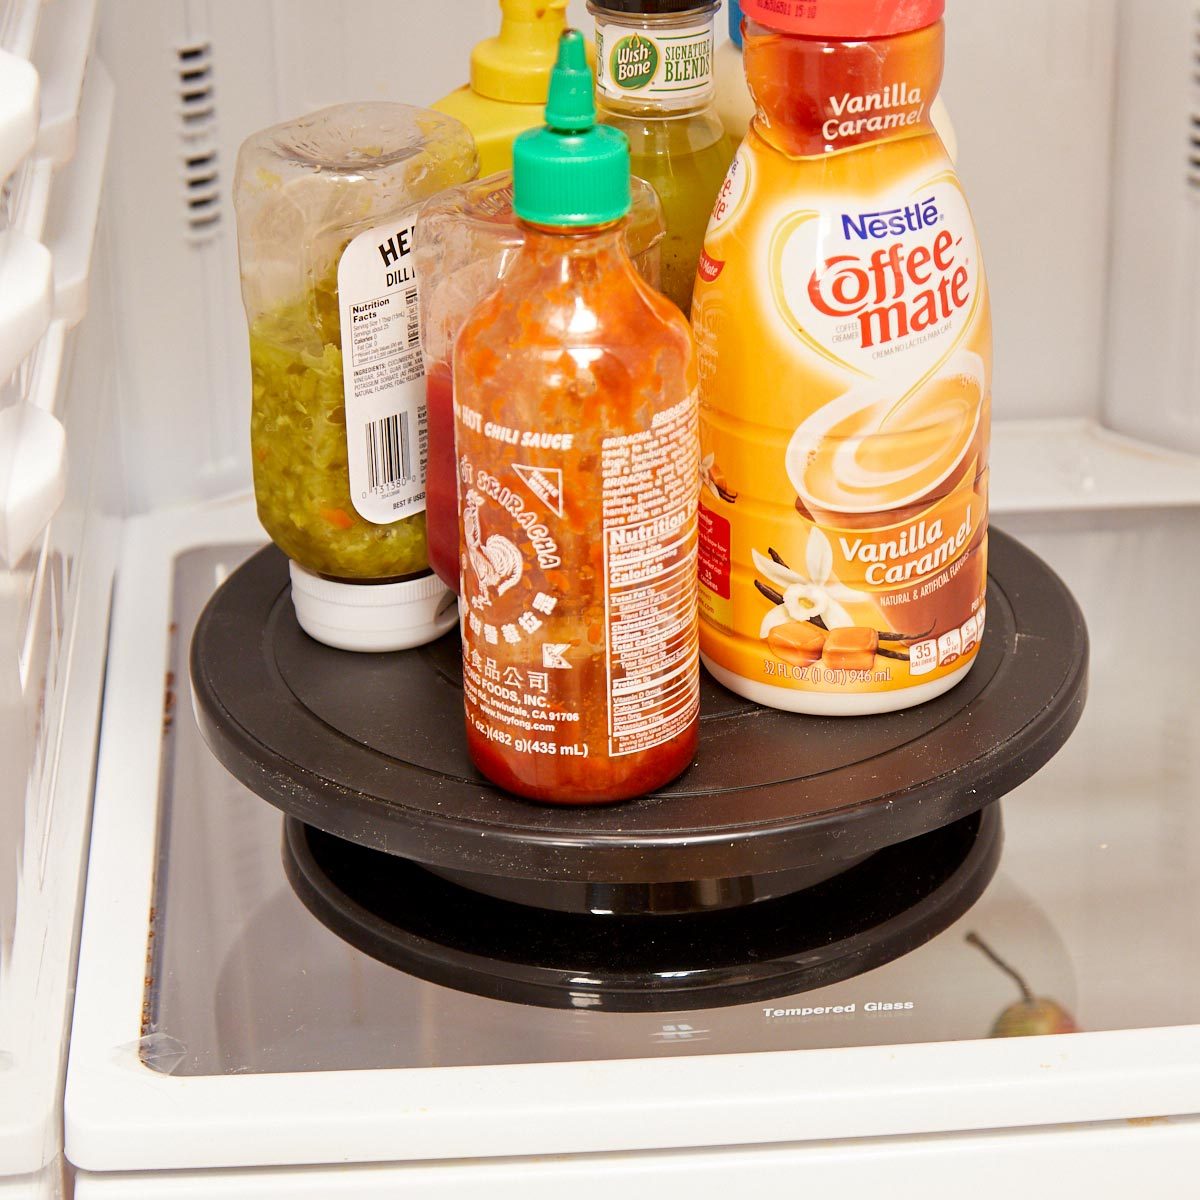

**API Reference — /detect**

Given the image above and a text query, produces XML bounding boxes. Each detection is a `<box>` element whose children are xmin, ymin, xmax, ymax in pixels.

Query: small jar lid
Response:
<box><xmin>741</xmin><ymin>0</ymin><xmax>943</xmax><ymax>39</ymax></box>
<box><xmin>289</xmin><ymin>562</ymin><xmax>458</xmax><ymax>653</ymax></box>
<box><xmin>589</xmin><ymin>0</ymin><xmax>719</xmax><ymax>15</ymax></box>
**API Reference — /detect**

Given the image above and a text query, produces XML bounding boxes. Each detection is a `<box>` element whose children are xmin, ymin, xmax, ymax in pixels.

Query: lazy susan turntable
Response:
<box><xmin>191</xmin><ymin>528</ymin><xmax>1087</xmax><ymax>1008</ymax></box>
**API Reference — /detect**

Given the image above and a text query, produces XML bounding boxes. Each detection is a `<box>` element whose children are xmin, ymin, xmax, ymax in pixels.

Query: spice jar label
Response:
<box><xmin>338</xmin><ymin>219</ymin><xmax>429</xmax><ymax>525</ymax></box>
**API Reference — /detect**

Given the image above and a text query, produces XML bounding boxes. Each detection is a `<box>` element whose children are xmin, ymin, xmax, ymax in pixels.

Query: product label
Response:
<box><xmin>456</xmin><ymin>392</ymin><xmax>699</xmax><ymax>762</ymax></box>
<box><xmin>774</xmin><ymin>179</ymin><xmax>980</xmax><ymax>378</ymax></box>
<box><xmin>595</xmin><ymin>19</ymin><xmax>714</xmax><ymax>103</ymax></box>
<box><xmin>820</xmin><ymin>81</ymin><xmax>927</xmax><ymax>148</ymax></box>
<box><xmin>691</xmin><ymin>133</ymin><xmax>992</xmax><ymax>702</ymax></box>
<box><xmin>338</xmin><ymin>220</ymin><xmax>428</xmax><ymax>524</ymax></box>
<box><xmin>600</xmin><ymin>396</ymin><xmax>699</xmax><ymax>756</ymax></box>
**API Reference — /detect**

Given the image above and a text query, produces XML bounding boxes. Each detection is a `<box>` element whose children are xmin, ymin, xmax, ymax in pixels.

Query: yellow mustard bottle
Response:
<box><xmin>433</xmin><ymin>0</ymin><xmax>575</xmax><ymax>176</ymax></box>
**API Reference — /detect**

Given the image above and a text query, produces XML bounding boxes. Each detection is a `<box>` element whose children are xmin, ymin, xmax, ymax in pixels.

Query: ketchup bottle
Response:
<box><xmin>453</xmin><ymin>30</ymin><xmax>701</xmax><ymax>805</ymax></box>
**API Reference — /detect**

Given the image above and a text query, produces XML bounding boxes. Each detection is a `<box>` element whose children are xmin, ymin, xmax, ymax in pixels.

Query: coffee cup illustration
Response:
<box><xmin>786</xmin><ymin>349</ymin><xmax>987</xmax><ymax>531</ymax></box>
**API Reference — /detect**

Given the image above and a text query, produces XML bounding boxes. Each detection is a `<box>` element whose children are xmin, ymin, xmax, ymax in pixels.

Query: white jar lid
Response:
<box><xmin>289</xmin><ymin>561</ymin><xmax>458</xmax><ymax>653</ymax></box>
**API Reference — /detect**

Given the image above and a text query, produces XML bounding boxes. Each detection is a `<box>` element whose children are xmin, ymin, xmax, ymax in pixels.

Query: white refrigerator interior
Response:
<box><xmin>1</xmin><ymin>0</ymin><xmax>117</xmax><ymax>1196</ymax></box>
<box><xmin>0</xmin><ymin>0</ymin><xmax>1196</xmax><ymax>1195</ymax></box>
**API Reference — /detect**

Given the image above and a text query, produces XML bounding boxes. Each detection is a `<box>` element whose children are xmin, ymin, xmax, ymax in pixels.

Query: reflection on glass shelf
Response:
<box><xmin>147</xmin><ymin>508</ymin><xmax>1200</xmax><ymax>1077</ymax></box>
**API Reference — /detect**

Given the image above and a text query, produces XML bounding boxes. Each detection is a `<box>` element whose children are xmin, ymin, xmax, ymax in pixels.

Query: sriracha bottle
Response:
<box><xmin>454</xmin><ymin>30</ymin><xmax>701</xmax><ymax>805</ymax></box>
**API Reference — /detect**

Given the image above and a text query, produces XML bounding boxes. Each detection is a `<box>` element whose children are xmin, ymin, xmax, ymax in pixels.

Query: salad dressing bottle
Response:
<box><xmin>454</xmin><ymin>31</ymin><xmax>701</xmax><ymax>804</ymax></box>
<box><xmin>589</xmin><ymin>0</ymin><xmax>734</xmax><ymax>313</ymax></box>
<box><xmin>693</xmin><ymin>0</ymin><xmax>991</xmax><ymax>715</ymax></box>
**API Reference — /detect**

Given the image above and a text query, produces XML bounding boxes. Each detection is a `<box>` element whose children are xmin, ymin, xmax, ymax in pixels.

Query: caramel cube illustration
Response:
<box><xmin>822</xmin><ymin>627</ymin><xmax>879</xmax><ymax>671</ymax></box>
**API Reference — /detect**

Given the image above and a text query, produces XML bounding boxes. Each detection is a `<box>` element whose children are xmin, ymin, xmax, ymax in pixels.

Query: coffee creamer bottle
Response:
<box><xmin>692</xmin><ymin>0</ymin><xmax>991</xmax><ymax>715</ymax></box>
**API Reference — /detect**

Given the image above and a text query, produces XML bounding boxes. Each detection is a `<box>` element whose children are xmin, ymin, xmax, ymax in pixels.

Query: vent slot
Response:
<box><xmin>1191</xmin><ymin>8</ymin><xmax>1200</xmax><ymax>189</ymax></box>
<box><xmin>175</xmin><ymin>42</ymin><xmax>222</xmax><ymax>239</ymax></box>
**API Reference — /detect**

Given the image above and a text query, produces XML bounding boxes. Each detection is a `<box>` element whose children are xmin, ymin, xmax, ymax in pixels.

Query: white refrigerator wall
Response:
<box><xmin>1104</xmin><ymin>0</ymin><xmax>1200</xmax><ymax>451</ymax></box>
<box><xmin>97</xmin><ymin>0</ymin><xmax>1132</xmax><ymax>515</ymax></box>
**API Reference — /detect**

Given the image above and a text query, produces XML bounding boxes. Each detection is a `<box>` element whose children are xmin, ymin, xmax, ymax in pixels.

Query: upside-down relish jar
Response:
<box><xmin>234</xmin><ymin>103</ymin><xmax>477</xmax><ymax>650</ymax></box>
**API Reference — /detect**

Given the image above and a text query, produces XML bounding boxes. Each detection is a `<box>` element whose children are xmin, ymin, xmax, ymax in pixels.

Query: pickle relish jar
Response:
<box><xmin>233</xmin><ymin>103</ymin><xmax>478</xmax><ymax>651</ymax></box>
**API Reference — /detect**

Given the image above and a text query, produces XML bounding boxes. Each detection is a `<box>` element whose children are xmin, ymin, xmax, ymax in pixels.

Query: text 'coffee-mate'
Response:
<box><xmin>692</xmin><ymin>0</ymin><xmax>992</xmax><ymax>715</ymax></box>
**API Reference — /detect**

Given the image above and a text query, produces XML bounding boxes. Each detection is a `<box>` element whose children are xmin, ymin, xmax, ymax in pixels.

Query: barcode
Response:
<box><xmin>365</xmin><ymin>411</ymin><xmax>412</xmax><ymax>492</ymax></box>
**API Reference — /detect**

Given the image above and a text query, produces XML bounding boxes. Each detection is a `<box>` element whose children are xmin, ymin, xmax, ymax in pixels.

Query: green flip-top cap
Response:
<box><xmin>512</xmin><ymin>29</ymin><xmax>631</xmax><ymax>227</ymax></box>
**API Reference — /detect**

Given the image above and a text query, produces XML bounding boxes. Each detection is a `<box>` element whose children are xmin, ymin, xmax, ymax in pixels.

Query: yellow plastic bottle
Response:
<box><xmin>433</xmin><ymin>0</ymin><xmax>574</xmax><ymax>176</ymax></box>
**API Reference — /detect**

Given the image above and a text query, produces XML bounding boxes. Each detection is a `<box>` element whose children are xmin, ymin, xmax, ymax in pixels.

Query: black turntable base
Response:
<box><xmin>191</xmin><ymin>528</ymin><xmax>1086</xmax><ymax>1007</ymax></box>
<box><xmin>282</xmin><ymin>806</ymin><xmax>1002</xmax><ymax>1012</ymax></box>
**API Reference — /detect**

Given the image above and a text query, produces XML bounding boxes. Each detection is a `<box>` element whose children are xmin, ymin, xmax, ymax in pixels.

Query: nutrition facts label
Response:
<box><xmin>338</xmin><ymin>218</ymin><xmax>428</xmax><ymax>525</ymax></box>
<box><xmin>601</xmin><ymin>396</ymin><xmax>700</xmax><ymax>757</ymax></box>
<box><xmin>347</xmin><ymin>290</ymin><xmax>421</xmax><ymax>389</ymax></box>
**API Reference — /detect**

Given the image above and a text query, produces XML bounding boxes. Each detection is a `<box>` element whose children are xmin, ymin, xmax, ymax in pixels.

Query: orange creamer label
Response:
<box><xmin>693</xmin><ymin>127</ymin><xmax>992</xmax><ymax>699</ymax></box>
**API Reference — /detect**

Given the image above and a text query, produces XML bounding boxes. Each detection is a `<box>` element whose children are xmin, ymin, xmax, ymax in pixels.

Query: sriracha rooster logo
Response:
<box><xmin>462</xmin><ymin>490</ymin><xmax>523</xmax><ymax>610</ymax></box>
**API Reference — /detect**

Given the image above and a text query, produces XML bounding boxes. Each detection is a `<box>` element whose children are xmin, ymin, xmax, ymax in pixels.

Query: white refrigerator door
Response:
<box><xmin>0</xmin><ymin>0</ymin><xmax>115</xmax><ymax>1191</ymax></box>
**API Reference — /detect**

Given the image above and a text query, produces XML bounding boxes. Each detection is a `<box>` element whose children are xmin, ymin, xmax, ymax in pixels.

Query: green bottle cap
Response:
<box><xmin>512</xmin><ymin>29</ymin><xmax>631</xmax><ymax>227</ymax></box>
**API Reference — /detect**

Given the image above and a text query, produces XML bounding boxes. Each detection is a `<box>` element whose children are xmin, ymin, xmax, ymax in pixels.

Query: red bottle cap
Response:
<box><xmin>740</xmin><ymin>0</ymin><xmax>944</xmax><ymax>39</ymax></box>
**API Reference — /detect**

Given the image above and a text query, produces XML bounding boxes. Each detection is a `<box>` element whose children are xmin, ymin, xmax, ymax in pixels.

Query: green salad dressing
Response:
<box><xmin>614</xmin><ymin>111</ymin><xmax>732</xmax><ymax>313</ymax></box>
<box><xmin>589</xmin><ymin>0</ymin><xmax>733</xmax><ymax>315</ymax></box>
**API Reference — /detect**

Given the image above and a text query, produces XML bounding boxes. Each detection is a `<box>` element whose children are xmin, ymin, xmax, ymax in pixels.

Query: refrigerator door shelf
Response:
<box><xmin>0</xmin><ymin>46</ymin><xmax>38</xmax><ymax>182</ymax></box>
<box><xmin>0</xmin><ymin>0</ymin><xmax>42</xmax><ymax>60</ymax></box>
<box><xmin>30</xmin><ymin>0</ymin><xmax>99</xmax><ymax>167</ymax></box>
<box><xmin>43</xmin><ymin>62</ymin><xmax>113</xmax><ymax>325</ymax></box>
<box><xmin>0</xmin><ymin>227</ymin><xmax>52</xmax><ymax>385</ymax></box>
<box><xmin>0</xmin><ymin>401</ymin><xmax>66</xmax><ymax>570</ymax></box>
<box><xmin>7</xmin><ymin>3</ymin><xmax>101</xmax><ymax>253</ymax></box>
<box><xmin>1</xmin><ymin>64</ymin><xmax>114</xmax><ymax>569</ymax></box>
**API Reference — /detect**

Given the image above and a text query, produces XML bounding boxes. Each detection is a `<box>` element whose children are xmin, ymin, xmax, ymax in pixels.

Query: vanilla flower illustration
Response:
<box><xmin>700</xmin><ymin>452</ymin><xmax>737</xmax><ymax>503</ymax></box>
<box><xmin>753</xmin><ymin>529</ymin><xmax>868</xmax><ymax>638</ymax></box>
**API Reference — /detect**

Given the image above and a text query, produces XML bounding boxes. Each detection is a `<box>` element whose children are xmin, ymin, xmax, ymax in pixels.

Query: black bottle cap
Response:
<box><xmin>590</xmin><ymin>0</ymin><xmax>718</xmax><ymax>15</ymax></box>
